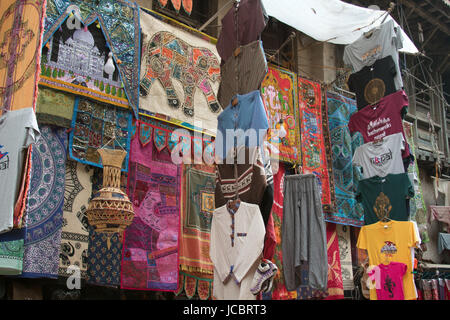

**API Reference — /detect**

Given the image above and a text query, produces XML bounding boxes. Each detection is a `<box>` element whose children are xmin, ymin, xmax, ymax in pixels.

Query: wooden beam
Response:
<box><xmin>399</xmin><ymin>0</ymin><xmax>450</xmax><ymax>37</ymax></box>
<box><xmin>422</xmin><ymin>26</ymin><xmax>440</xmax><ymax>49</ymax></box>
<box><xmin>422</xmin><ymin>0</ymin><xmax>450</xmax><ymax>19</ymax></box>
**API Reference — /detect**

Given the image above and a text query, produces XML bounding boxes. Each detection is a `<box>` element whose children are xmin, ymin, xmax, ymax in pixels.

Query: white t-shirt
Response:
<box><xmin>352</xmin><ymin>132</ymin><xmax>405</xmax><ymax>179</ymax></box>
<box><xmin>0</xmin><ymin>108</ymin><xmax>40</xmax><ymax>233</ymax></box>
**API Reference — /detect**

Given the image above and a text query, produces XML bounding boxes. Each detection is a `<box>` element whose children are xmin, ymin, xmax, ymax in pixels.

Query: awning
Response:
<box><xmin>262</xmin><ymin>0</ymin><xmax>419</xmax><ymax>54</ymax></box>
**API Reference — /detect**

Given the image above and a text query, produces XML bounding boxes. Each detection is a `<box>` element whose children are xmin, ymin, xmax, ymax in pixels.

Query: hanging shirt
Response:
<box><xmin>368</xmin><ymin>262</ymin><xmax>407</xmax><ymax>300</ymax></box>
<box><xmin>343</xmin><ymin>19</ymin><xmax>404</xmax><ymax>90</ymax></box>
<box><xmin>0</xmin><ymin>108</ymin><xmax>40</xmax><ymax>233</ymax></box>
<box><xmin>215</xmin><ymin>90</ymin><xmax>269</xmax><ymax>161</ymax></box>
<box><xmin>357</xmin><ymin>220</ymin><xmax>419</xmax><ymax>300</ymax></box>
<box><xmin>216</xmin><ymin>0</ymin><xmax>268</xmax><ymax>62</ymax></box>
<box><xmin>356</xmin><ymin>173</ymin><xmax>414</xmax><ymax>225</ymax></box>
<box><xmin>210</xmin><ymin>202</ymin><xmax>265</xmax><ymax>300</ymax></box>
<box><xmin>347</xmin><ymin>56</ymin><xmax>397</xmax><ymax>110</ymax></box>
<box><xmin>352</xmin><ymin>132</ymin><xmax>405</xmax><ymax>179</ymax></box>
<box><xmin>348</xmin><ymin>90</ymin><xmax>410</xmax><ymax>158</ymax></box>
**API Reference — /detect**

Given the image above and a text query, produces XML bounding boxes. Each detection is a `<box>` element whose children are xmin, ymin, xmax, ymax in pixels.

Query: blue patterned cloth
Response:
<box><xmin>325</xmin><ymin>92</ymin><xmax>364</xmax><ymax>227</ymax></box>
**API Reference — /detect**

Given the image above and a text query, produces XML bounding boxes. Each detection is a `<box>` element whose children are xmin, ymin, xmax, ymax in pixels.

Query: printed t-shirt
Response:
<box><xmin>353</xmin><ymin>132</ymin><xmax>405</xmax><ymax>179</ymax></box>
<box><xmin>357</xmin><ymin>220</ymin><xmax>419</xmax><ymax>300</ymax></box>
<box><xmin>368</xmin><ymin>262</ymin><xmax>407</xmax><ymax>300</ymax></box>
<box><xmin>0</xmin><ymin>108</ymin><xmax>40</xmax><ymax>233</ymax></box>
<box><xmin>356</xmin><ymin>173</ymin><xmax>414</xmax><ymax>225</ymax></box>
<box><xmin>348</xmin><ymin>90</ymin><xmax>410</xmax><ymax>158</ymax></box>
<box><xmin>347</xmin><ymin>55</ymin><xmax>397</xmax><ymax>110</ymax></box>
<box><xmin>343</xmin><ymin>19</ymin><xmax>404</xmax><ymax>90</ymax></box>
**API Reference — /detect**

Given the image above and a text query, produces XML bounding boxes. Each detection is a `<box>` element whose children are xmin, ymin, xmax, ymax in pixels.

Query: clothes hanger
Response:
<box><xmin>364</xmin><ymin>3</ymin><xmax>395</xmax><ymax>38</ymax></box>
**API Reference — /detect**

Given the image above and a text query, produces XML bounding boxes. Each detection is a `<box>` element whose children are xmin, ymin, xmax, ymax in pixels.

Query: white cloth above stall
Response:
<box><xmin>261</xmin><ymin>0</ymin><xmax>418</xmax><ymax>54</ymax></box>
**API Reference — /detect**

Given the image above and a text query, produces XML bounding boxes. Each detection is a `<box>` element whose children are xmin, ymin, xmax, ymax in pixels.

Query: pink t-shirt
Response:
<box><xmin>348</xmin><ymin>90</ymin><xmax>410</xmax><ymax>158</ymax></box>
<box><xmin>369</xmin><ymin>262</ymin><xmax>407</xmax><ymax>300</ymax></box>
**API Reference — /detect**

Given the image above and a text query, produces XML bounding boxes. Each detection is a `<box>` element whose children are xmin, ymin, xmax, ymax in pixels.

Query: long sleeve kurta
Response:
<box><xmin>209</xmin><ymin>202</ymin><xmax>265</xmax><ymax>300</ymax></box>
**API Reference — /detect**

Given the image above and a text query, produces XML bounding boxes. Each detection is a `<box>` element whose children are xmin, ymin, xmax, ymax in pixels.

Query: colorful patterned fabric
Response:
<box><xmin>41</xmin><ymin>0</ymin><xmax>141</xmax><ymax>118</ymax></box>
<box><xmin>157</xmin><ymin>0</ymin><xmax>193</xmax><ymax>15</ymax></box>
<box><xmin>69</xmin><ymin>97</ymin><xmax>132</xmax><ymax>172</ymax></box>
<box><xmin>403</xmin><ymin>121</ymin><xmax>430</xmax><ymax>243</ymax></box>
<box><xmin>336</xmin><ymin>224</ymin><xmax>354</xmax><ymax>291</ymax></box>
<box><xmin>298</xmin><ymin>78</ymin><xmax>335</xmax><ymax>213</ymax></box>
<box><xmin>121</xmin><ymin>134</ymin><xmax>181</xmax><ymax>291</ymax></box>
<box><xmin>36</xmin><ymin>86</ymin><xmax>75</xmax><ymax>128</ymax></box>
<box><xmin>324</xmin><ymin>223</ymin><xmax>345</xmax><ymax>300</ymax></box>
<box><xmin>325</xmin><ymin>91</ymin><xmax>364</xmax><ymax>226</ymax></box>
<box><xmin>0</xmin><ymin>229</ymin><xmax>26</xmax><ymax>275</ymax></box>
<box><xmin>139</xmin><ymin>9</ymin><xmax>221</xmax><ymax>135</ymax></box>
<box><xmin>59</xmin><ymin>160</ymin><xmax>92</xmax><ymax>279</ymax></box>
<box><xmin>0</xmin><ymin>0</ymin><xmax>47</xmax><ymax>114</ymax></box>
<box><xmin>22</xmin><ymin>125</ymin><xmax>67</xmax><ymax>278</ymax></box>
<box><xmin>176</xmin><ymin>272</ymin><xmax>212</xmax><ymax>300</ymax></box>
<box><xmin>261</xmin><ymin>65</ymin><xmax>300</xmax><ymax>163</ymax></box>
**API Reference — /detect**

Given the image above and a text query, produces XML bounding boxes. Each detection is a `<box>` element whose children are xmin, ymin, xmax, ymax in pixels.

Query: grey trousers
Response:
<box><xmin>281</xmin><ymin>174</ymin><xmax>328</xmax><ymax>291</ymax></box>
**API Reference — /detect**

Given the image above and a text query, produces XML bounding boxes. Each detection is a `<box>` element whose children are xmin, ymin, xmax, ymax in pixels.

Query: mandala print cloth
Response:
<box><xmin>121</xmin><ymin>134</ymin><xmax>181</xmax><ymax>291</ymax></box>
<box><xmin>177</xmin><ymin>164</ymin><xmax>215</xmax><ymax>300</ymax></box>
<box><xmin>403</xmin><ymin>121</ymin><xmax>430</xmax><ymax>243</ymax></box>
<box><xmin>325</xmin><ymin>91</ymin><xmax>364</xmax><ymax>226</ymax></box>
<box><xmin>139</xmin><ymin>9</ymin><xmax>221</xmax><ymax>135</ymax></box>
<box><xmin>261</xmin><ymin>66</ymin><xmax>300</xmax><ymax>163</ymax></box>
<box><xmin>59</xmin><ymin>160</ymin><xmax>93</xmax><ymax>279</ymax></box>
<box><xmin>69</xmin><ymin>97</ymin><xmax>132</xmax><ymax>172</ymax></box>
<box><xmin>36</xmin><ymin>86</ymin><xmax>75</xmax><ymax>128</ymax></box>
<box><xmin>0</xmin><ymin>0</ymin><xmax>46</xmax><ymax>115</ymax></box>
<box><xmin>298</xmin><ymin>78</ymin><xmax>335</xmax><ymax>213</ymax></box>
<box><xmin>22</xmin><ymin>125</ymin><xmax>67</xmax><ymax>278</ymax></box>
<box><xmin>41</xmin><ymin>0</ymin><xmax>140</xmax><ymax>118</ymax></box>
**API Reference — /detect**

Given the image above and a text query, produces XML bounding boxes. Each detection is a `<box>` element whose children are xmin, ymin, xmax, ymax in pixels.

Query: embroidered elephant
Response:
<box><xmin>60</xmin><ymin>242</ymin><xmax>75</xmax><ymax>266</ymax></box>
<box><xmin>140</xmin><ymin>31</ymin><xmax>221</xmax><ymax>117</ymax></box>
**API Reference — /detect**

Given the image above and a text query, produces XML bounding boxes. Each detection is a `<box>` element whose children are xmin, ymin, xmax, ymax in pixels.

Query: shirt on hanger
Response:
<box><xmin>348</xmin><ymin>90</ymin><xmax>410</xmax><ymax>158</ymax></box>
<box><xmin>347</xmin><ymin>56</ymin><xmax>397</xmax><ymax>110</ymax></box>
<box><xmin>215</xmin><ymin>90</ymin><xmax>269</xmax><ymax>161</ymax></box>
<box><xmin>209</xmin><ymin>201</ymin><xmax>265</xmax><ymax>300</ymax></box>
<box><xmin>353</xmin><ymin>132</ymin><xmax>405</xmax><ymax>179</ymax></box>
<box><xmin>368</xmin><ymin>262</ymin><xmax>407</xmax><ymax>300</ymax></box>
<box><xmin>343</xmin><ymin>19</ymin><xmax>404</xmax><ymax>90</ymax></box>
<box><xmin>356</xmin><ymin>173</ymin><xmax>414</xmax><ymax>225</ymax></box>
<box><xmin>0</xmin><ymin>108</ymin><xmax>40</xmax><ymax>234</ymax></box>
<box><xmin>357</xmin><ymin>220</ymin><xmax>419</xmax><ymax>300</ymax></box>
<box><xmin>216</xmin><ymin>0</ymin><xmax>268</xmax><ymax>62</ymax></box>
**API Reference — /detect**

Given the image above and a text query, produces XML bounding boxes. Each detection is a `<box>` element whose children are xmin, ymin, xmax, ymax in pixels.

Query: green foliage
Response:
<box><xmin>106</xmin><ymin>83</ymin><xmax>111</xmax><ymax>94</ymax></box>
<box><xmin>46</xmin><ymin>67</ymin><xmax>52</xmax><ymax>78</ymax></box>
<box><xmin>99</xmin><ymin>81</ymin><xmax>104</xmax><ymax>92</ymax></box>
<box><xmin>111</xmin><ymin>87</ymin><xmax>116</xmax><ymax>96</ymax></box>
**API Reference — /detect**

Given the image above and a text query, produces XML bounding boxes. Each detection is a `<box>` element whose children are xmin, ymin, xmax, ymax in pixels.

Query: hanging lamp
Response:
<box><xmin>86</xmin><ymin>140</ymin><xmax>134</xmax><ymax>249</ymax></box>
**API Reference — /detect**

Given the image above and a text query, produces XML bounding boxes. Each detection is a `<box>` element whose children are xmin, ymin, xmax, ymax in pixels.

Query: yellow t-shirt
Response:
<box><xmin>357</xmin><ymin>220</ymin><xmax>419</xmax><ymax>300</ymax></box>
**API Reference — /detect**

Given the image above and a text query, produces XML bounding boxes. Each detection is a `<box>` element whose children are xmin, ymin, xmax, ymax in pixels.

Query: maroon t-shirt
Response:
<box><xmin>349</xmin><ymin>90</ymin><xmax>410</xmax><ymax>158</ymax></box>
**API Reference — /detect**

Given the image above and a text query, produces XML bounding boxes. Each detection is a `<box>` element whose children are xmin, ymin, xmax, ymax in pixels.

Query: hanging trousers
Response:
<box><xmin>281</xmin><ymin>174</ymin><xmax>328</xmax><ymax>291</ymax></box>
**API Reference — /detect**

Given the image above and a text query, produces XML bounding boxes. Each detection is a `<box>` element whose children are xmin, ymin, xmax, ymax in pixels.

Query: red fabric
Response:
<box><xmin>263</xmin><ymin>210</ymin><xmax>276</xmax><ymax>260</ymax></box>
<box><xmin>324</xmin><ymin>223</ymin><xmax>345</xmax><ymax>300</ymax></box>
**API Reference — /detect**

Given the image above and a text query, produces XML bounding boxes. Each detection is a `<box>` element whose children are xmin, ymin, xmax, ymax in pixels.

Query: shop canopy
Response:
<box><xmin>261</xmin><ymin>0</ymin><xmax>419</xmax><ymax>54</ymax></box>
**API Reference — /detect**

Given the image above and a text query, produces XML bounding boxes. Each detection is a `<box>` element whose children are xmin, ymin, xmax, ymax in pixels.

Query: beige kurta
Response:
<box><xmin>210</xmin><ymin>202</ymin><xmax>265</xmax><ymax>300</ymax></box>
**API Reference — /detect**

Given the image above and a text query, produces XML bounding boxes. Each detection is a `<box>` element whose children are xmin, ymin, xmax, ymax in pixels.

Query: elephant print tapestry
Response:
<box><xmin>298</xmin><ymin>77</ymin><xmax>335</xmax><ymax>214</ymax></box>
<box><xmin>261</xmin><ymin>66</ymin><xmax>300</xmax><ymax>163</ymax></box>
<box><xmin>139</xmin><ymin>9</ymin><xmax>221</xmax><ymax>135</ymax></box>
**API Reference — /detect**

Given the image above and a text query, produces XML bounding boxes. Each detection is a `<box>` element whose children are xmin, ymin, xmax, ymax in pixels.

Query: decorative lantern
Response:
<box><xmin>86</xmin><ymin>148</ymin><xmax>134</xmax><ymax>249</ymax></box>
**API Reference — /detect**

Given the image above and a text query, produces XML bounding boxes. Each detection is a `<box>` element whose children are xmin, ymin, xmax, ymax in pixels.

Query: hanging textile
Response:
<box><xmin>139</xmin><ymin>9</ymin><xmax>221</xmax><ymax>135</ymax></box>
<box><xmin>0</xmin><ymin>229</ymin><xmax>26</xmax><ymax>275</ymax></box>
<box><xmin>176</xmin><ymin>272</ymin><xmax>212</xmax><ymax>300</ymax></box>
<box><xmin>0</xmin><ymin>0</ymin><xmax>47</xmax><ymax>114</ymax></box>
<box><xmin>22</xmin><ymin>125</ymin><xmax>67</xmax><ymax>278</ymax></box>
<box><xmin>41</xmin><ymin>0</ymin><xmax>141</xmax><ymax>118</ymax></box>
<box><xmin>325</xmin><ymin>91</ymin><xmax>364</xmax><ymax>226</ymax></box>
<box><xmin>36</xmin><ymin>86</ymin><xmax>75</xmax><ymax>128</ymax></box>
<box><xmin>298</xmin><ymin>77</ymin><xmax>335</xmax><ymax>213</ymax></box>
<box><xmin>157</xmin><ymin>0</ymin><xmax>193</xmax><ymax>15</ymax></box>
<box><xmin>323</xmin><ymin>223</ymin><xmax>345</xmax><ymax>300</ymax></box>
<box><xmin>177</xmin><ymin>164</ymin><xmax>215</xmax><ymax>299</ymax></box>
<box><xmin>336</xmin><ymin>224</ymin><xmax>354</xmax><ymax>291</ymax></box>
<box><xmin>69</xmin><ymin>97</ymin><xmax>132</xmax><ymax>172</ymax></box>
<box><xmin>261</xmin><ymin>66</ymin><xmax>300</xmax><ymax>163</ymax></box>
<box><xmin>403</xmin><ymin>121</ymin><xmax>430</xmax><ymax>243</ymax></box>
<box><xmin>121</xmin><ymin>134</ymin><xmax>181</xmax><ymax>291</ymax></box>
<box><xmin>58</xmin><ymin>160</ymin><xmax>93</xmax><ymax>279</ymax></box>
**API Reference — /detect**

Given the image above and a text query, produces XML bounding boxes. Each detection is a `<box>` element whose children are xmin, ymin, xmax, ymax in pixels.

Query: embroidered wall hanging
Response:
<box><xmin>325</xmin><ymin>91</ymin><xmax>364</xmax><ymax>227</ymax></box>
<box><xmin>157</xmin><ymin>0</ymin><xmax>193</xmax><ymax>15</ymax></box>
<box><xmin>177</xmin><ymin>164</ymin><xmax>215</xmax><ymax>299</ymax></box>
<box><xmin>59</xmin><ymin>160</ymin><xmax>93</xmax><ymax>279</ymax></box>
<box><xmin>121</xmin><ymin>134</ymin><xmax>181</xmax><ymax>291</ymax></box>
<box><xmin>139</xmin><ymin>9</ymin><xmax>221</xmax><ymax>135</ymax></box>
<box><xmin>403</xmin><ymin>121</ymin><xmax>430</xmax><ymax>243</ymax></box>
<box><xmin>261</xmin><ymin>65</ymin><xmax>300</xmax><ymax>163</ymax></box>
<box><xmin>36</xmin><ymin>86</ymin><xmax>75</xmax><ymax>128</ymax></box>
<box><xmin>0</xmin><ymin>0</ymin><xmax>47</xmax><ymax>114</ymax></box>
<box><xmin>41</xmin><ymin>0</ymin><xmax>140</xmax><ymax>118</ymax></box>
<box><xmin>298</xmin><ymin>78</ymin><xmax>335</xmax><ymax>213</ymax></box>
<box><xmin>22</xmin><ymin>125</ymin><xmax>67</xmax><ymax>278</ymax></box>
<box><xmin>69</xmin><ymin>97</ymin><xmax>132</xmax><ymax>172</ymax></box>
<box><xmin>324</xmin><ymin>223</ymin><xmax>345</xmax><ymax>300</ymax></box>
